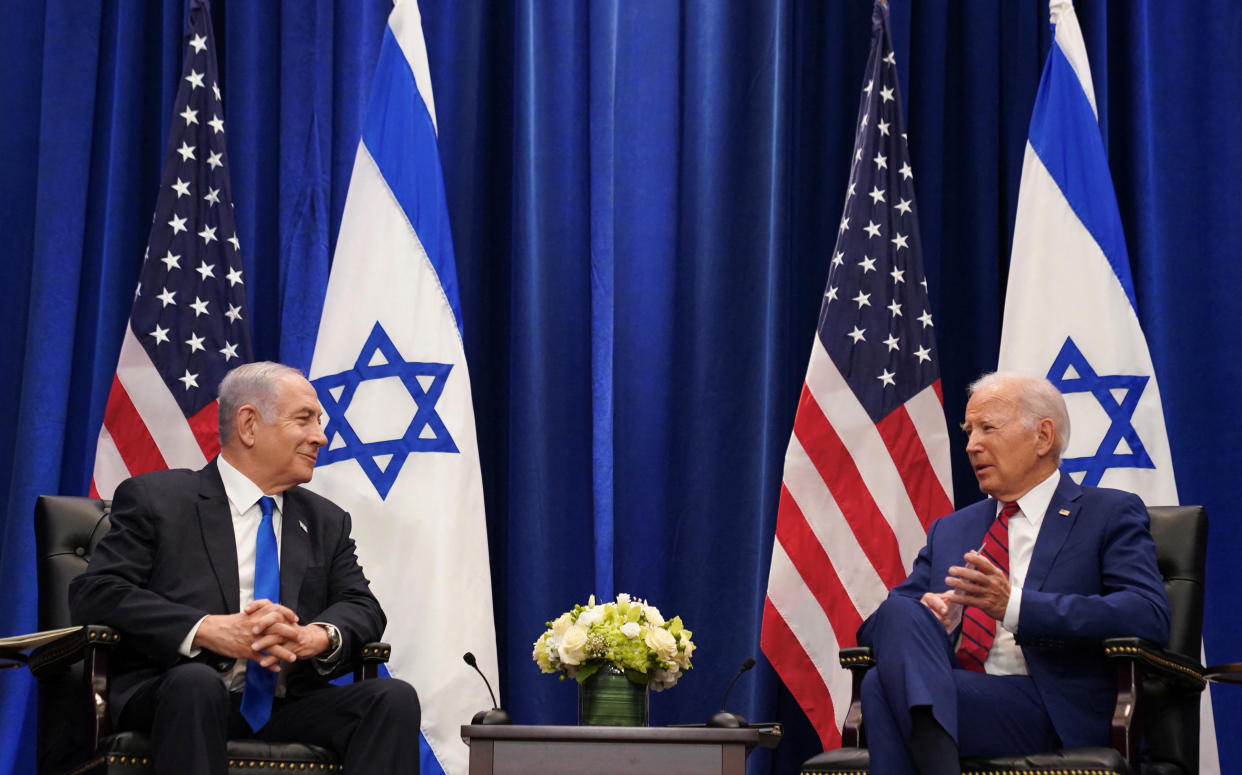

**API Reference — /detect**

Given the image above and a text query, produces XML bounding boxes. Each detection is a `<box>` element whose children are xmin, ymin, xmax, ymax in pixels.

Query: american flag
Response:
<box><xmin>760</xmin><ymin>2</ymin><xmax>954</xmax><ymax>748</ymax></box>
<box><xmin>90</xmin><ymin>0</ymin><xmax>252</xmax><ymax>500</ymax></box>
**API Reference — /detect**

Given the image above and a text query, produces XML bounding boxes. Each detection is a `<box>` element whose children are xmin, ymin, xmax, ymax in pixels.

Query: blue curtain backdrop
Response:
<box><xmin>2</xmin><ymin>2</ymin><xmax>1239</xmax><ymax>773</ymax></box>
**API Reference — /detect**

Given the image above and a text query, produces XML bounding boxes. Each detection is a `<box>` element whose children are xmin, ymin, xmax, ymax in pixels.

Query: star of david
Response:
<box><xmin>312</xmin><ymin>322</ymin><xmax>458</xmax><ymax>500</ymax></box>
<box><xmin>1045</xmin><ymin>337</ymin><xmax>1153</xmax><ymax>486</ymax></box>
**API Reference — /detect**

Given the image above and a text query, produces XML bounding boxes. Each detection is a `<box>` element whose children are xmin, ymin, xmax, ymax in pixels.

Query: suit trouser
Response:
<box><xmin>119</xmin><ymin>662</ymin><xmax>422</xmax><ymax>775</ymax></box>
<box><xmin>859</xmin><ymin>596</ymin><xmax>1060</xmax><ymax>775</ymax></box>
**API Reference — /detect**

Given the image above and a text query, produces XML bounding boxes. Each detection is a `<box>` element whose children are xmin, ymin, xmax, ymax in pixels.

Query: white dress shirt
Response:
<box><xmin>179</xmin><ymin>455</ymin><xmax>339</xmax><ymax>692</ymax></box>
<box><xmin>983</xmin><ymin>468</ymin><xmax>1061</xmax><ymax>676</ymax></box>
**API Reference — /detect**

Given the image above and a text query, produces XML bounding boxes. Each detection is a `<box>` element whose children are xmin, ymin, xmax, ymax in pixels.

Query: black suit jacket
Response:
<box><xmin>69</xmin><ymin>460</ymin><xmax>386</xmax><ymax>718</ymax></box>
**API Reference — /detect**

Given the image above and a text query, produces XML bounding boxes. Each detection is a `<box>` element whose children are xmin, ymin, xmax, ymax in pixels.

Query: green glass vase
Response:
<box><xmin>577</xmin><ymin>663</ymin><xmax>650</xmax><ymax>726</ymax></box>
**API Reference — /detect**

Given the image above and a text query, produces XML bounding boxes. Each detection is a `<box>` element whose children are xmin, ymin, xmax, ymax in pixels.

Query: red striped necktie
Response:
<box><xmin>955</xmin><ymin>500</ymin><xmax>1018</xmax><ymax>673</ymax></box>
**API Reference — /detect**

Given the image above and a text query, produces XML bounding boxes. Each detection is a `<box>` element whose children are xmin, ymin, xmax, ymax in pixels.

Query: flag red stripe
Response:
<box><xmin>776</xmin><ymin>486</ymin><xmax>864</xmax><ymax>648</ymax></box>
<box><xmin>793</xmin><ymin>386</ymin><xmax>906</xmax><ymax>588</ymax></box>
<box><xmin>187</xmin><ymin>400</ymin><xmax>221</xmax><ymax>460</ymax></box>
<box><xmin>761</xmin><ymin>598</ymin><xmax>842</xmax><ymax>749</ymax></box>
<box><xmin>101</xmin><ymin>376</ymin><xmax>169</xmax><ymax>477</ymax></box>
<box><xmin>875</xmin><ymin>406</ymin><xmax>954</xmax><ymax>530</ymax></box>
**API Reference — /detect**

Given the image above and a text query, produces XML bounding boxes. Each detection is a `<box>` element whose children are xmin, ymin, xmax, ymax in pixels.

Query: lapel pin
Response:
<box><xmin>1058</xmin><ymin>508</ymin><xmax>1070</xmax><ymax>516</ymax></box>
<box><xmin>299</xmin><ymin>519</ymin><xmax>309</xmax><ymax>533</ymax></box>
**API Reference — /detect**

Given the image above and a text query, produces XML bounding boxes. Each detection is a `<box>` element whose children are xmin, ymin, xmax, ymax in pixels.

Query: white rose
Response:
<box><xmin>617</xmin><ymin>593</ymin><xmax>631</xmax><ymax>605</ymax></box>
<box><xmin>550</xmin><ymin>612</ymin><xmax>574</xmax><ymax>638</ymax></box>
<box><xmin>649</xmin><ymin>665</ymin><xmax>680</xmax><ymax>691</ymax></box>
<box><xmin>558</xmin><ymin>626</ymin><xmax>589</xmax><ymax>665</ymax></box>
<box><xmin>577</xmin><ymin>606</ymin><xmax>603</xmax><ymax>629</ymax></box>
<box><xmin>620</xmin><ymin>621</ymin><xmax>641</xmax><ymax>638</ymax></box>
<box><xmin>644</xmin><ymin>626</ymin><xmax>678</xmax><ymax>662</ymax></box>
<box><xmin>643</xmin><ymin>605</ymin><xmax>664</xmax><ymax>626</ymax></box>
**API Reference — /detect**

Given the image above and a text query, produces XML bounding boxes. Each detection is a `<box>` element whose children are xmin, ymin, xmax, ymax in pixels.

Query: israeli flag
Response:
<box><xmin>305</xmin><ymin>3</ymin><xmax>497</xmax><ymax>774</ymax></box>
<box><xmin>999</xmin><ymin>1</ymin><xmax>1215</xmax><ymax>767</ymax></box>
<box><xmin>999</xmin><ymin>0</ymin><xmax>1177</xmax><ymax>506</ymax></box>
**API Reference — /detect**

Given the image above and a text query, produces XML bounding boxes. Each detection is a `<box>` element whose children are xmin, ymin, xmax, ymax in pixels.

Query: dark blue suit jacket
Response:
<box><xmin>69</xmin><ymin>460</ymin><xmax>386</xmax><ymax>720</ymax></box>
<box><xmin>860</xmin><ymin>475</ymin><xmax>1170</xmax><ymax>748</ymax></box>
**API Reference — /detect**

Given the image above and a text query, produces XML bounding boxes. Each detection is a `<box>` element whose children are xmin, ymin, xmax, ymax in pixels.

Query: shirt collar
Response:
<box><xmin>1004</xmin><ymin>467</ymin><xmax>1061</xmax><ymax>529</ymax></box>
<box><xmin>216</xmin><ymin>454</ymin><xmax>284</xmax><ymax>516</ymax></box>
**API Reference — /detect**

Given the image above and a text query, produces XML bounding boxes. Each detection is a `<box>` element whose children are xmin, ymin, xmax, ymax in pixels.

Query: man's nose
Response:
<box><xmin>965</xmin><ymin>431</ymin><xmax>981</xmax><ymax>453</ymax></box>
<box><xmin>310</xmin><ymin>424</ymin><xmax>328</xmax><ymax>447</ymax></box>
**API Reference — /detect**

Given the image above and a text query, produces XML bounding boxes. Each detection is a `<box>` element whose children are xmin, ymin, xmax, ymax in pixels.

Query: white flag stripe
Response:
<box><xmin>766</xmin><ymin>541</ymin><xmax>854</xmax><ymax>730</ymax></box>
<box><xmin>905</xmin><ymin>384</ymin><xmax>956</xmax><ymax>502</ymax></box>
<box><xmin>783</xmin><ymin>434</ymin><xmax>888</xmax><ymax>617</ymax></box>
<box><xmin>115</xmin><ymin>327</ymin><xmax>208</xmax><ymax>469</ymax></box>
<box><xmin>91</xmin><ymin>427</ymin><xmax>130</xmax><ymax>500</ymax></box>
<box><xmin>804</xmin><ymin>340</ymin><xmax>927</xmax><ymax>564</ymax></box>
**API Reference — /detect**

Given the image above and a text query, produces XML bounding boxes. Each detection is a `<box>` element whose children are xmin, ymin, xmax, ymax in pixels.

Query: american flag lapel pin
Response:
<box><xmin>1058</xmin><ymin>508</ymin><xmax>1070</xmax><ymax>516</ymax></box>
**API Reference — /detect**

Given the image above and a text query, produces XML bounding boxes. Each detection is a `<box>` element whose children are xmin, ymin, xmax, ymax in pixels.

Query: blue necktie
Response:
<box><xmin>241</xmin><ymin>495</ymin><xmax>279</xmax><ymax>732</ymax></box>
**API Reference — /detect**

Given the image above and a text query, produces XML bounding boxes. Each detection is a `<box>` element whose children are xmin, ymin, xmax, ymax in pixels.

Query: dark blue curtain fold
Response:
<box><xmin>3</xmin><ymin>2</ymin><xmax>1241</xmax><ymax>774</ymax></box>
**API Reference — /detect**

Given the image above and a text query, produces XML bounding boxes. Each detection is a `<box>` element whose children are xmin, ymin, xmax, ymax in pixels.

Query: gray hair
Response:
<box><xmin>968</xmin><ymin>371</ymin><xmax>1071</xmax><ymax>458</ymax></box>
<box><xmin>218</xmin><ymin>362</ymin><xmax>305</xmax><ymax>444</ymax></box>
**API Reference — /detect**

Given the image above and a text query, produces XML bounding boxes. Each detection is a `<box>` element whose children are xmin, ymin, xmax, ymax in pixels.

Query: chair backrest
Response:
<box><xmin>1144</xmin><ymin>505</ymin><xmax>1208</xmax><ymax>775</ymax></box>
<box><xmin>33</xmin><ymin>495</ymin><xmax>111</xmax><ymax>775</ymax></box>
<box><xmin>34</xmin><ymin>495</ymin><xmax>112</xmax><ymax>629</ymax></box>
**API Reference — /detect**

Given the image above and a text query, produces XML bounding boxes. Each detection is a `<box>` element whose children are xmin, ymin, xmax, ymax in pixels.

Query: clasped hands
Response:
<box><xmin>920</xmin><ymin>550</ymin><xmax>1011</xmax><ymax>632</ymax></box>
<box><xmin>194</xmin><ymin>600</ymin><xmax>331</xmax><ymax>672</ymax></box>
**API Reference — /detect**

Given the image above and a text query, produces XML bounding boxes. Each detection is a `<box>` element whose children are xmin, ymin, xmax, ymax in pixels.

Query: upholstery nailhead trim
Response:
<box><xmin>1104</xmin><ymin>643</ymin><xmax>1206</xmax><ymax>688</ymax></box>
<box><xmin>804</xmin><ymin>765</ymin><xmax>1127</xmax><ymax>770</ymax></box>
<box><xmin>839</xmin><ymin>654</ymin><xmax>874</xmax><ymax>668</ymax></box>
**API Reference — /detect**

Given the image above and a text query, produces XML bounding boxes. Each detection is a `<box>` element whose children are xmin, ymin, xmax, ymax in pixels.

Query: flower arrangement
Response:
<box><xmin>532</xmin><ymin>593</ymin><xmax>696</xmax><ymax>691</ymax></box>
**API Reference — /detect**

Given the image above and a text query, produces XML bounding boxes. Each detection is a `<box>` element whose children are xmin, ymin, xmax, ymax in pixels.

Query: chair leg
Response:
<box><xmin>1110</xmin><ymin>658</ymin><xmax>1143</xmax><ymax>766</ymax></box>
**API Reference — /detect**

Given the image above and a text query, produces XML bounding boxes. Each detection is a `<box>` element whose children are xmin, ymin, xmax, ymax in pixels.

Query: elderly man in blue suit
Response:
<box><xmin>857</xmin><ymin>372</ymin><xmax>1169</xmax><ymax>775</ymax></box>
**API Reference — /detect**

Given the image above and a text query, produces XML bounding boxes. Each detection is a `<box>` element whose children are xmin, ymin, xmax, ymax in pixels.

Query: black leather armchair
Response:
<box><xmin>28</xmin><ymin>495</ymin><xmax>392</xmax><ymax>775</ymax></box>
<box><xmin>802</xmin><ymin>505</ymin><xmax>1208</xmax><ymax>775</ymax></box>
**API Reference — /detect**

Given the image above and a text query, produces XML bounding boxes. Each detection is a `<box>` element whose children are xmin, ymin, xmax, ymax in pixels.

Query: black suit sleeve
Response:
<box><xmin>69</xmin><ymin>476</ymin><xmax>210</xmax><ymax>668</ymax></box>
<box><xmin>314</xmin><ymin>508</ymin><xmax>385</xmax><ymax>663</ymax></box>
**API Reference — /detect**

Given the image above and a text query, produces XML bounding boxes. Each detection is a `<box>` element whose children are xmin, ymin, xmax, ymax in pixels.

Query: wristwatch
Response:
<box><xmin>317</xmin><ymin>622</ymin><xmax>342</xmax><ymax>658</ymax></box>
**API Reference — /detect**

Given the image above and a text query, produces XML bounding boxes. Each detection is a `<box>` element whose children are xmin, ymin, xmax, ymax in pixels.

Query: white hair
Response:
<box><xmin>217</xmin><ymin>362</ymin><xmax>304</xmax><ymax>444</ymax></box>
<box><xmin>968</xmin><ymin>371</ymin><xmax>1071</xmax><ymax>458</ymax></box>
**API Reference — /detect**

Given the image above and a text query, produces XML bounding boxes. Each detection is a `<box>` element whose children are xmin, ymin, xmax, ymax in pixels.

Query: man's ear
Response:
<box><xmin>236</xmin><ymin>406</ymin><xmax>260</xmax><ymax>448</ymax></box>
<box><xmin>1034</xmin><ymin>417</ymin><xmax>1057</xmax><ymax>457</ymax></box>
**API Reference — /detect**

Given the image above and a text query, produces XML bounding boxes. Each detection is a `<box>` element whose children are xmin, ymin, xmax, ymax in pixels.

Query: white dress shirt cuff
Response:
<box><xmin>1002</xmin><ymin>585</ymin><xmax>1022</xmax><ymax>633</ymax></box>
<box><xmin>180</xmin><ymin>615</ymin><xmax>209</xmax><ymax>658</ymax></box>
<box><xmin>312</xmin><ymin>622</ymin><xmax>343</xmax><ymax>675</ymax></box>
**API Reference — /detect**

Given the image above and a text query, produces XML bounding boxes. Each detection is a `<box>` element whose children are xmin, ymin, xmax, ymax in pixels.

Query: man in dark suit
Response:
<box><xmin>70</xmin><ymin>362</ymin><xmax>420</xmax><ymax>775</ymax></box>
<box><xmin>857</xmin><ymin>372</ymin><xmax>1169</xmax><ymax>775</ymax></box>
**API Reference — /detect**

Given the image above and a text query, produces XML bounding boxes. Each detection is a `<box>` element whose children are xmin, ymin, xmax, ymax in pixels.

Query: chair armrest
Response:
<box><xmin>27</xmin><ymin>625</ymin><xmax>120</xmax><ymax>679</ymax></box>
<box><xmin>837</xmin><ymin>647</ymin><xmax>874</xmax><ymax>747</ymax></box>
<box><xmin>354</xmin><ymin>641</ymin><xmax>392</xmax><ymax>681</ymax></box>
<box><xmin>839</xmin><ymin>646</ymin><xmax>875</xmax><ymax>671</ymax></box>
<box><xmin>28</xmin><ymin>624</ymin><xmax>120</xmax><ymax>755</ymax></box>
<box><xmin>1103</xmin><ymin>636</ymin><xmax>1205</xmax><ymax>766</ymax></box>
<box><xmin>1103</xmin><ymin>637</ymin><xmax>1205</xmax><ymax>693</ymax></box>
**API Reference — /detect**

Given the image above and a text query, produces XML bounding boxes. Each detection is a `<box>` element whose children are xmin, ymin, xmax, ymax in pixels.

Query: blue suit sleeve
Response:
<box><xmin>1017</xmin><ymin>492</ymin><xmax>1170</xmax><ymax>646</ymax></box>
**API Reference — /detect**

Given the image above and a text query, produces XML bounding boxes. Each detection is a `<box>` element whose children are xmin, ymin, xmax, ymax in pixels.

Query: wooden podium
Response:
<box><xmin>461</xmin><ymin>724</ymin><xmax>781</xmax><ymax>775</ymax></box>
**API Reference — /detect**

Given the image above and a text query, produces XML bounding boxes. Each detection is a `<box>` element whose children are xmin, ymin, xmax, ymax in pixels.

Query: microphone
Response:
<box><xmin>463</xmin><ymin>652</ymin><xmax>512</xmax><ymax>725</ymax></box>
<box><xmin>707</xmin><ymin>657</ymin><xmax>756</xmax><ymax>728</ymax></box>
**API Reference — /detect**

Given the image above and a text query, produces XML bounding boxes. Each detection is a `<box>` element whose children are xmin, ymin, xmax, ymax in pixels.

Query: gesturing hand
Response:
<box><xmin>919</xmin><ymin>591</ymin><xmax>962</xmax><ymax>633</ymax></box>
<box><xmin>944</xmin><ymin>550</ymin><xmax>1010</xmax><ymax>621</ymax></box>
